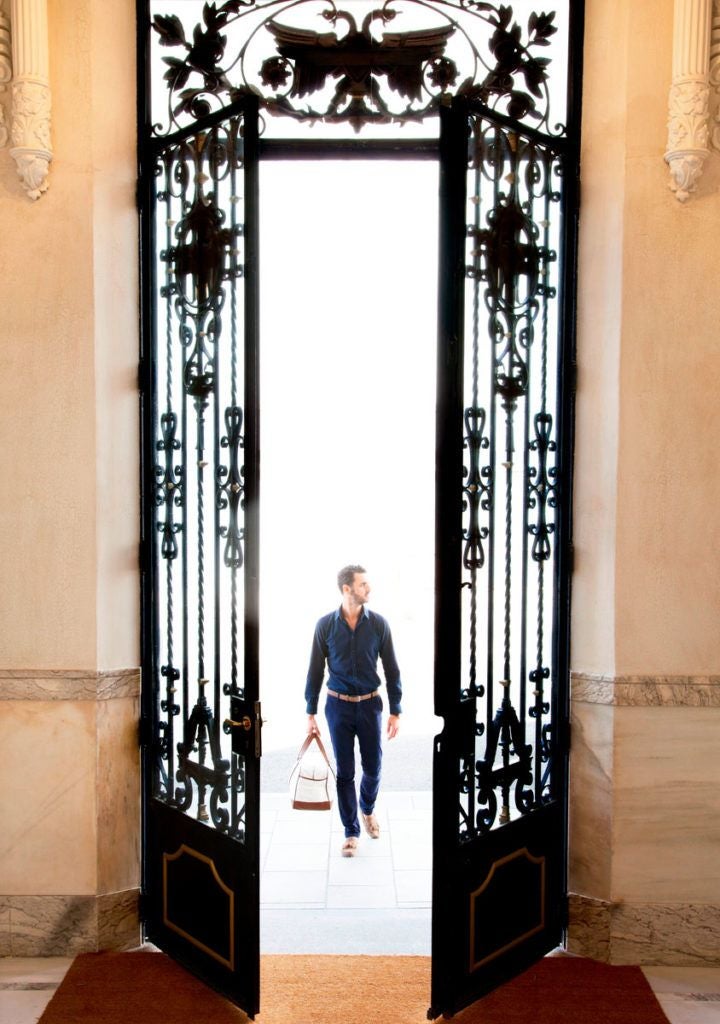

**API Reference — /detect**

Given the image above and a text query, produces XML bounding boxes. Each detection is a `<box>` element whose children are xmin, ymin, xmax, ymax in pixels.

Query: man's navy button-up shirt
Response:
<box><xmin>305</xmin><ymin>606</ymin><xmax>403</xmax><ymax>716</ymax></box>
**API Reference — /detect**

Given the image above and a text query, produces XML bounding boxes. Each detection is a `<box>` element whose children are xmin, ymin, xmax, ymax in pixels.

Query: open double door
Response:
<box><xmin>139</xmin><ymin>5</ymin><xmax>581</xmax><ymax>1017</ymax></box>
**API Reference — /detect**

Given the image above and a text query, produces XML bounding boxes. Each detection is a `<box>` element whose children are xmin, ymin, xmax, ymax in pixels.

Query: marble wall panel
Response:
<box><xmin>0</xmin><ymin>891</ymin><xmax>141</xmax><ymax>956</ymax></box>
<box><xmin>611</xmin><ymin>902</ymin><xmax>720</xmax><ymax>966</ymax></box>
<box><xmin>9</xmin><ymin>896</ymin><xmax>96</xmax><ymax>956</ymax></box>
<box><xmin>1</xmin><ymin>701</ymin><xmax>97</xmax><ymax>894</ymax></box>
<box><xmin>0</xmin><ymin>668</ymin><xmax>139</xmax><ymax>701</ymax></box>
<box><xmin>97</xmin><ymin>888</ymin><xmax>141</xmax><ymax>951</ymax></box>
<box><xmin>567</xmin><ymin>893</ymin><xmax>611</xmax><ymax>961</ymax></box>
<box><xmin>0</xmin><ymin>897</ymin><xmax>10</xmax><ymax>956</ymax></box>
<box><xmin>97</xmin><ymin>697</ymin><xmax>141</xmax><ymax>893</ymax></box>
<box><xmin>613</xmin><ymin>707</ymin><xmax>720</xmax><ymax>902</ymax></box>
<box><xmin>568</xmin><ymin>701</ymin><xmax>614</xmax><ymax>899</ymax></box>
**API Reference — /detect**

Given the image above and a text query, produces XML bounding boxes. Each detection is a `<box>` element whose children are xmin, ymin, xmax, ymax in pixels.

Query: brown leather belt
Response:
<box><xmin>327</xmin><ymin>689</ymin><xmax>379</xmax><ymax>703</ymax></box>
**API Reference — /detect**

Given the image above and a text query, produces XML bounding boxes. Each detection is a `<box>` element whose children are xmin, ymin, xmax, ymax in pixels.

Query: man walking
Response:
<box><xmin>305</xmin><ymin>565</ymin><xmax>402</xmax><ymax>857</ymax></box>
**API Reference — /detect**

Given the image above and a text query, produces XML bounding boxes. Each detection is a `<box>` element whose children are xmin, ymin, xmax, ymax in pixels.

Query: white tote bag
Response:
<box><xmin>289</xmin><ymin>733</ymin><xmax>336</xmax><ymax>810</ymax></box>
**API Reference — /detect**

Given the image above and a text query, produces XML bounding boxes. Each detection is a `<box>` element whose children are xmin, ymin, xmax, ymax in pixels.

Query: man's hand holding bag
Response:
<box><xmin>289</xmin><ymin>733</ymin><xmax>336</xmax><ymax>810</ymax></box>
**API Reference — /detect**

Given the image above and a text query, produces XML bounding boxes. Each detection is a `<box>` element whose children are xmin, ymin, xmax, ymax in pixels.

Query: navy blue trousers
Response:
<box><xmin>324</xmin><ymin>694</ymin><xmax>383</xmax><ymax>838</ymax></box>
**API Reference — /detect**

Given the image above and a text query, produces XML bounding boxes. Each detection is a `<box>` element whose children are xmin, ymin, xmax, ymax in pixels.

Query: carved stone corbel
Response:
<box><xmin>9</xmin><ymin>0</ymin><xmax>51</xmax><ymax>200</ymax></box>
<box><xmin>665</xmin><ymin>0</ymin><xmax>712</xmax><ymax>201</ymax></box>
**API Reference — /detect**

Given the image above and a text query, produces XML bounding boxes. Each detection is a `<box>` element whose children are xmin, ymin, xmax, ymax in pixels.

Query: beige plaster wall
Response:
<box><xmin>614</xmin><ymin>0</ymin><xmax>720</xmax><ymax>675</ymax></box>
<box><xmin>0</xmin><ymin>0</ymin><xmax>138</xmax><ymax>671</ymax></box>
<box><xmin>0</xmin><ymin>0</ymin><xmax>139</xmax><ymax>932</ymax></box>
<box><xmin>88</xmin><ymin>0</ymin><xmax>139</xmax><ymax>672</ymax></box>
<box><xmin>613</xmin><ymin>705</ymin><xmax>720</xmax><ymax>903</ymax></box>
<box><xmin>1</xmin><ymin>701</ymin><xmax>97</xmax><ymax>894</ymax></box>
<box><xmin>575</xmin><ymin>0</ymin><xmax>720</xmax><ymax>676</ymax></box>
<box><xmin>570</xmin><ymin>0</ymin><xmax>720</xmax><ymax>960</ymax></box>
<box><xmin>571</xmin><ymin>0</ymin><xmax>629</xmax><ymax>676</ymax></box>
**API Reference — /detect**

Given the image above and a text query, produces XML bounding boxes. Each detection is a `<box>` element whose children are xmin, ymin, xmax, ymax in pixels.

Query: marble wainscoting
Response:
<box><xmin>568</xmin><ymin>673</ymin><xmax>720</xmax><ymax>966</ymax></box>
<box><xmin>0</xmin><ymin>890</ymin><xmax>140</xmax><ymax>957</ymax></box>
<box><xmin>0</xmin><ymin>669</ymin><xmax>142</xmax><ymax>955</ymax></box>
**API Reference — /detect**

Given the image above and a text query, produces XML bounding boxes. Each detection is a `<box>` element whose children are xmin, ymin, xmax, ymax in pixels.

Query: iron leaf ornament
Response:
<box><xmin>149</xmin><ymin>0</ymin><xmax>562</xmax><ymax>134</ymax></box>
<box><xmin>457</xmin><ymin>3</ymin><xmax>557</xmax><ymax>121</ymax></box>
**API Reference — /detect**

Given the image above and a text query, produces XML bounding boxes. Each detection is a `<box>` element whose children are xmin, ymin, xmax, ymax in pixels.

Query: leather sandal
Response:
<box><xmin>341</xmin><ymin>837</ymin><xmax>358</xmax><ymax>857</ymax></box>
<box><xmin>362</xmin><ymin>813</ymin><xmax>380</xmax><ymax>839</ymax></box>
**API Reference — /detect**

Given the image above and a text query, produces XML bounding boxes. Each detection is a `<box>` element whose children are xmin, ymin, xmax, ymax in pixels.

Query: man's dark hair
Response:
<box><xmin>337</xmin><ymin>564</ymin><xmax>366</xmax><ymax>592</ymax></box>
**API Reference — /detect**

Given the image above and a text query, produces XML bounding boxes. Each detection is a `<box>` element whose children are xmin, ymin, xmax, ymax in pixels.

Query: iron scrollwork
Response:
<box><xmin>155</xmin><ymin>411</ymin><xmax>184</xmax><ymax>560</ymax></box>
<box><xmin>149</xmin><ymin>0</ymin><xmax>564</xmax><ymax>136</ymax></box>
<box><xmin>151</xmin><ymin>112</ymin><xmax>249</xmax><ymax>840</ymax></box>
<box><xmin>217</xmin><ymin>405</ymin><xmax>245</xmax><ymax>570</ymax></box>
<box><xmin>459</xmin><ymin>111</ymin><xmax>564</xmax><ymax>837</ymax></box>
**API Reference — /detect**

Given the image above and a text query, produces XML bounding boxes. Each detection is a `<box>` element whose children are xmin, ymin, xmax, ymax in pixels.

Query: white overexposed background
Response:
<box><xmin>259</xmin><ymin>159</ymin><xmax>439</xmax><ymax>752</ymax></box>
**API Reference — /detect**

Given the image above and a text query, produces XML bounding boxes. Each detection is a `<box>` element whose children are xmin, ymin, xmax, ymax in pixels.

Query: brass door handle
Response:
<box><xmin>224</xmin><ymin>716</ymin><xmax>252</xmax><ymax>731</ymax></box>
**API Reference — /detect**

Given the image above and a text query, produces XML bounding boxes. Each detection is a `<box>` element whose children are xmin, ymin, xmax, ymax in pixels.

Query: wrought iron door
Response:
<box><xmin>139</xmin><ymin>88</ymin><xmax>261</xmax><ymax>1014</ymax></box>
<box><xmin>138</xmin><ymin>0</ymin><xmax>581</xmax><ymax>1017</ymax></box>
<box><xmin>431</xmin><ymin>79</ymin><xmax>580</xmax><ymax>1018</ymax></box>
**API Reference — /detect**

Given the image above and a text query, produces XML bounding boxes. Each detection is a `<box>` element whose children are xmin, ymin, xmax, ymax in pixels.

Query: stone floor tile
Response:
<box><xmin>261</xmin><ymin>870</ymin><xmax>327</xmax><ymax>906</ymax></box>
<box><xmin>325</xmin><ymin>884</ymin><xmax>398</xmax><ymax>910</ymax></box>
<box><xmin>395</xmin><ymin>869</ymin><xmax>432</xmax><ymax>905</ymax></box>
<box><xmin>264</xmin><ymin>842</ymin><xmax>330</xmax><ymax>872</ymax></box>
<box><xmin>328</xmin><ymin>856</ymin><xmax>395</xmax><ymax>887</ymax></box>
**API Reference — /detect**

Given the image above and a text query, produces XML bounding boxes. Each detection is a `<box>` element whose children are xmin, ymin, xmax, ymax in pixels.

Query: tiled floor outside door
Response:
<box><xmin>260</xmin><ymin>790</ymin><xmax>432</xmax><ymax>954</ymax></box>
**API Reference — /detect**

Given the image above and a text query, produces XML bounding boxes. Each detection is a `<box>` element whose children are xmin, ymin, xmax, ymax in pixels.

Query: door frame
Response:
<box><xmin>137</xmin><ymin>2</ymin><xmax>584</xmax><ymax>1017</ymax></box>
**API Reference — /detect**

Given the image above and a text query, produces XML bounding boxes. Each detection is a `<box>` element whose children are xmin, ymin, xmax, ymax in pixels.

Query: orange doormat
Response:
<box><xmin>38</xmin><ymin>950</ymin><xmax>670</xmax><ymax>1024</ymax></box>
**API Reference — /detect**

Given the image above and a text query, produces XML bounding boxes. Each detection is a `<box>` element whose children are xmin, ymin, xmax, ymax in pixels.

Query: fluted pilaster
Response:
<box><xmin>9</xmin><ymin>0</ymin><xmax>51</xmax><ymax>199</ymax></box>
<box><xmin>665</xmin><ymin>0</ymin><xmax>712</xmax><ymax>201</ymax></box>
<box><xmin>0</xmin><ymin>4</ymin><xmax>11</xmax><ymax>148</ymax></box>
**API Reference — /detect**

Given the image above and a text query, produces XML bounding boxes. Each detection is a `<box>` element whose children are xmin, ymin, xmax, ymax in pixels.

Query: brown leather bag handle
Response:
<box><xmin>292</xmin><ymin>731</ymin><xmax>333</xmax><ymax>771</ymax></box>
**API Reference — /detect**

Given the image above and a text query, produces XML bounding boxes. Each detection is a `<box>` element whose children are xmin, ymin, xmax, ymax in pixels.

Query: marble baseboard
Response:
<box><xmin>569</xmin><ymin>894</ymin><xmax>720</xmax><ymax>966</ymax></box>
<box><xmin>0</xmin><ymin>890</ymin><xmax>140</xmax><ymax>956</ymax></box>
<box><xmin>571</xmin><ymin>674</ymin><xmax>720</xmax><ymax>706</ymax></box>
<box><xmin>0</xmin><ymin>669</ymin><xmax>140</xmax><ymax>701</ymax></box>
<box><xmin>567</xmin><ymin>893</ymin><xmax>611</xmax><ymax>961</ymax></box>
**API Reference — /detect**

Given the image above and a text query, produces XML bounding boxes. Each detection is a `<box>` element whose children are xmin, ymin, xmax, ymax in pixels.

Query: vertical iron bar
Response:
<box><xmin>212</xmin><ymin>124</ymin><xmax>222</xmax><ymax>748</ymax></box>
<box><xmin>434</xmin><ymin>96</ymin><xmax>467</xmax><ymax>721</ymax></box>
<box><xmin>243</xmin><ymin>94</ymin><xmax>260</xmax><ymax>708</ymax></box>
<box><xmin>164</xmin><ymin>151</ymin><xmax>176</xmax><ymax>797</ymax></box>
<box><xmin>181</xmin><ymin>294</ymin><xmax>189</xmax><ymax>773</ymax></box>
<box><xmin>230</xmin><ymin>120</ymin><xmax>240</xmax><ymax>699</ymax></box>
<box><xmin>138</xmin><ymin>0</ymin><xmax>156</xmax><ymax>911</ymax></box>
<box><xmin>241</xmin><ymin>92</ymin><xmax>261</xmax><ymax>1009</ymax></box>
<box><xmin>519</xmin><ymin>137</ymin><xmax>532</xmax><ymax>730</ymax></box>
<box><xmin>485</xmin><ymin>119</ymin><xmax>498</xmax><ymax>756</ymax></box>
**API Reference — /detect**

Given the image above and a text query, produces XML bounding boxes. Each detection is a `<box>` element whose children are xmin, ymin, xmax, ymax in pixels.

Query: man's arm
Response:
<box><xmin>304</xmin><ymin>617</ymin><xmax>328</xmax><ymax>733</ymax></box>
<box><xmin>378</xmin><ymin>617</ymin><xmax>402</xmax><ymax>739</ymax></box>
<box><xmin>378</xmin><ymin>619</ymin><xmax>402</xmax><ymax>716</ymax></box>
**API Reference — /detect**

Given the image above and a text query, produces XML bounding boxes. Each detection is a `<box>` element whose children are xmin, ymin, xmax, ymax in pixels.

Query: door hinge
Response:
<box><xmin>138</xmin><ymin>539</ymin><xmax>148</xmax><ymax>573</ymax></box>
<box><xmin>561</xmin><ymin>892</ymin><xmax>570</xmax><ymax>930</ymax></box>
<box><xmin>137</xmin><ymin>890</ymin><xmax>150</xmax><ymax>925</ymax></box>
<box><xmin>559</xmin><ymin>719</ymin><xmax>571</xmax><ymax>754</ymax></box>
<box><xmin>138</xmin><ymin>716</ymin><xmax>152</xmax><ymax>749</ymax></box>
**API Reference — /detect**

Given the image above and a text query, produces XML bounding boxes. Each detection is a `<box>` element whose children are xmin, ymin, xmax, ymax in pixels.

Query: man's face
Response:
<box><xmin>346</xmin><ymin>572</ymin><xmax>371</xmax><ymax>606</ymax></box>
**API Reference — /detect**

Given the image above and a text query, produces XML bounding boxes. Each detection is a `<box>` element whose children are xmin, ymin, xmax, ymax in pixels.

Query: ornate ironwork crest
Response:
<box><xmin>149</xmin><ymin>0</ymin><xmax>563</xmax><ymax>135</ymax></box>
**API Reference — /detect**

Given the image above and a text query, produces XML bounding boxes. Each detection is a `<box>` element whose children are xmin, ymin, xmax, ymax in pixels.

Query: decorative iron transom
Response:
<box><xmin>148</xmin><ymin>0</ymin><xmax>565</xmax><ymax>135</ymax></box>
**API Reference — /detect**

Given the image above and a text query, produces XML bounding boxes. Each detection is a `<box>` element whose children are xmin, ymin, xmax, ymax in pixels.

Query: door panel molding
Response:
<box><xmin>163</xmin><ymin>845</ymin><xmax>235</xmax><ymax>970</ymax></box>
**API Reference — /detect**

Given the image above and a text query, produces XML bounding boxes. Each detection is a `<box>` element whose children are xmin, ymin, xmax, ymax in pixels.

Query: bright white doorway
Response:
<box><xmin>258</xmin><ymin>157</ymin><xmax>438</xmax><ymax>951</ymax></box>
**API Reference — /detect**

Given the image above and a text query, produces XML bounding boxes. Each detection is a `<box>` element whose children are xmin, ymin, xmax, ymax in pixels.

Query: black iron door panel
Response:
<box><xmin>139</xmin><ymin>92</ymin><xmax>261</xmax><ymax>1015</ymax></box>
<box><xmin>431</xmin><ymin>82</ymin><xmax>580</xmax><ymax>1017</ymax></box>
